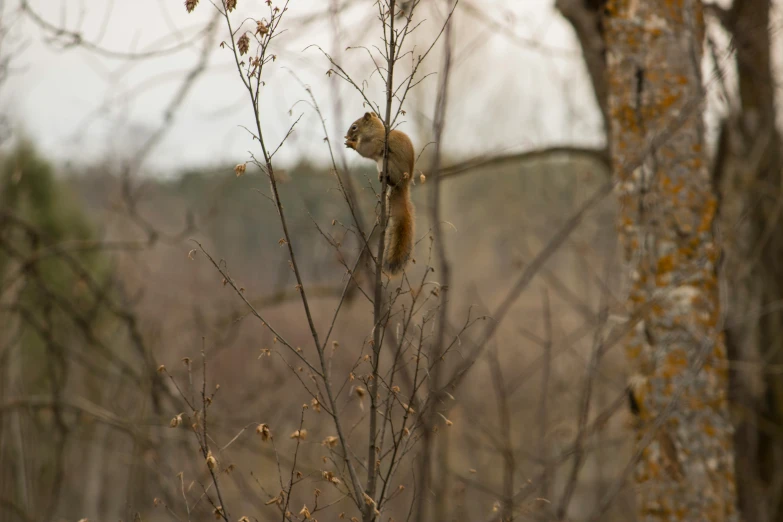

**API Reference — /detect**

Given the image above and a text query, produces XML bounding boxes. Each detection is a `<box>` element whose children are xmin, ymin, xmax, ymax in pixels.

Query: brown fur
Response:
<box><xmin>345</xmin><ymin>112</ymin><xmax>415</xmax><ymax>274</ymax></box>
<box><xmin>384</xmin><ymin>183</ymin><xmax>414</xmax><ymax>275</ymax></box>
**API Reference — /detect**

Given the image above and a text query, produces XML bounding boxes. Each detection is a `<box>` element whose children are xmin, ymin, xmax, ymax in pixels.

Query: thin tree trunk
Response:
<box><xmin>605</xmin><ymin>0</ymin><xmax>738</xmax><ymax>520</ymax></box>
<box><xmin>555</xmin><ymin>0</ymin><xmax>609</xmax><ymax>138</ymax></box>
<box><xmin>714</xmin><ymin>1</ymin><xmax>783</xmax><ymax>520</ymax></box>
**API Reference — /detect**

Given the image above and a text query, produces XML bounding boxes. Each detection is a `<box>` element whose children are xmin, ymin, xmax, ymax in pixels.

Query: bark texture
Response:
<box><xmin>605</xmin><ymin>0</ymin><xmax>738</xmax><ymax>520</ymax></box>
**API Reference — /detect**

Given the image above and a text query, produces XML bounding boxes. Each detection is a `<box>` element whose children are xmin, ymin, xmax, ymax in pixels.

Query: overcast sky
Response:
<box><xmin>6</xmin><ymin>0</ymin><xmax>615</xmax><ymax>176</ymax></box>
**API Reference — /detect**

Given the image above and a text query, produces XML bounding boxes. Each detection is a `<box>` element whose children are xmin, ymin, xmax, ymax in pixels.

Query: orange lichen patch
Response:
<box><xmin>640</xmin><ymin>107</ymin><xmax>658</xmax><ymax>121</ymax></box>
<box><xmin>627</xmin><ymin>343</ymin><xmax>643</xmax><ymax>359</ymax></box>
<box><xmin>607</xmin><ymin>74</ymin><xmax>629</xmax><ymax>92</ymax></box>
<box><xmin>698</xmin><ymin>197</ymin><xmax>717</xmax><ymax>232</ymax></box>
<box><xmin>701</xmin><ymin>274</ymin><xmax>719</xmax><ymax>292</ymax></box>
<box><xmin>668</xmin><ymin>180</ymin><xmax>685</xmax><ymax>195</ymax></box>
<box><xmin>656</xmin><ymin>258</ymin><xmax>676</xmax><ymax>286</ymax></box>
<box><xmin>658</xmin><ymin>93</ymin><xmax>683</xmax><ymax>110</ymax></box>
<box><xmin>617</xmin><ymin>105</ymin><xmax>639</xmax><ymax>131</ymax></box>
<box><xmin>689</xmin><ymin>292</ymin><xmax>707</xmax><ymax>309</ymax></box>
<box><xmin>714</xmin><ymin>333</ymin><xmax>727</xmax><ymax>353</ymax></box>
<box><xmin>688</xmin><ymin>396</ymin><xmax>704</xmax><ymax>410</ymax></box>
<box><xmin>658</xmin><ymin>175</ymin><xmax>685</xmax><ymax>199</ymax></box>
<box><xmin>660</xmin><ymin>147</ymin><xmax>678</xmax><ymax>159</ymax></box>
<box><xmin>656</xmin><ymin>274</ymin><xmax>672</xmax><ymax>288</ymax></box>
<box><xmin>662</xmin><ymin>353</ymin><xmax>687</xmax><ymax>379</ymax></box>
<box><xmin>630</xmin><ymin>292</ymin><xmax>646</xmax><ymax>305</ymax></box>
<box><xmin>708</xmin><ymin>395</ymin><xmax>729</xmax><ymax>411</ymax></box>
<box><xmin>641</xmin><ymin>444</ymin><xmax>652</xmax><ymax>458</ymax></box>
<box><xmin>656</xmin><ymin>255</ymin><xmax>675</xmax><ymax>274</ymax></box>
<box><xmin>662</xmin><ymin>1</ymin><xmax>685</xmax><ymax>23</ymax></box>
<box><xmin>605</xmin><ymin>0</ymin><xmax>630</xmax><ymax>16</ymax></box>
<box><xmin>613</xmin><ymin>163</ymin><xmax>629</xmax><ymax>179</ymax></box>
<box><xmin>703</xmin><ymin>421</ymin><xmax>716</xmax><ymax>436</ymax></box>
<box><xmin>677</xmin><ymin>245</ymin><xmax>694</xmax><ymax>259</ymax></box>
<box><xmin>618</xmin><ymin>192</ymin><xmax>635</xmax><ymax>207</ymax></box>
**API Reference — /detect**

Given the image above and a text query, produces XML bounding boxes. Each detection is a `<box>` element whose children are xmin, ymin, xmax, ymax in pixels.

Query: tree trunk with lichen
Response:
<box><xmin>605</xmin><ymin>0</ymin><xmax>738</xmax><ymax>520</ymax></box>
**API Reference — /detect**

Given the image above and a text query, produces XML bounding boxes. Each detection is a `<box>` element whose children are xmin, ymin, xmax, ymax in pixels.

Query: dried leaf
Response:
<box><xmin>290</xmin><ymin>429</ymin><xmax>307</xmax><ymax>440</ymax></box>
<box><xmin>256</xmin><ymin>423</ymin><xmax>272</xmax><ymax>441</ymax></box>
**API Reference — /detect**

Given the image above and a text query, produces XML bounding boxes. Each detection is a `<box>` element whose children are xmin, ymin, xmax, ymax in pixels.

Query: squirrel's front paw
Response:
<box><xmin>344</xmin><ymin>139</ymin><xmax>357</xmax><ymax>149</ymax></box>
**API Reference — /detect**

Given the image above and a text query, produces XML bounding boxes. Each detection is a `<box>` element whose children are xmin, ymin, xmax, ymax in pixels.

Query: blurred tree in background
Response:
<box><xmin>0</xmin><ymin>141</ymin><xmax>110</xmax><ymax>521</ymax></box>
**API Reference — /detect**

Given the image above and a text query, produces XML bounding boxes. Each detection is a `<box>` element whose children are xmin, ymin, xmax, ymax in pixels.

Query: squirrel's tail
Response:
<box><xmin>384</xmin><ymin>183</ymin><xmax>414</xmax><ymax>275</ymax></box>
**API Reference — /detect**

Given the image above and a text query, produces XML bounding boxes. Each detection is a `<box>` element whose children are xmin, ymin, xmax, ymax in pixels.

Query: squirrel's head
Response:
<box><xmin>345</xmin><ymin>112</ymin><xmax>382</xmax><ymax>141</ymax></box>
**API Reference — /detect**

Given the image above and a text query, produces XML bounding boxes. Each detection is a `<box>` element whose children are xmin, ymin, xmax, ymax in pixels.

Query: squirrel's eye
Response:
<box><xmin>351</xmin><ymin>125</ymin><xmax>357</xmax><ymax>131</ymax></box>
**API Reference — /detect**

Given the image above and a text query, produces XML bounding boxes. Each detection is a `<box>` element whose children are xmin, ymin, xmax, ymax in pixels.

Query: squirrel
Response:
<box><xmin>344</xmin><ymin>112</ymin><xmax>415</xmax><ymax>276</ymax></box>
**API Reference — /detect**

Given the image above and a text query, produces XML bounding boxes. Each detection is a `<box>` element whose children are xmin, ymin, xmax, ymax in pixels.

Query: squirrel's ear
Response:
<box><xmin>363</xmin><ymin>112</ymin><xmax>372</xmax><ymax>121</ymax></box>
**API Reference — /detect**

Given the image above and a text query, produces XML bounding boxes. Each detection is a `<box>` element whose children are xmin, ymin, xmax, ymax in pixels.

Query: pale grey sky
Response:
<box><xmin>7</xmin><ymin>0</ymin><xmax>608</xmax><ymax>176</ymax></box>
